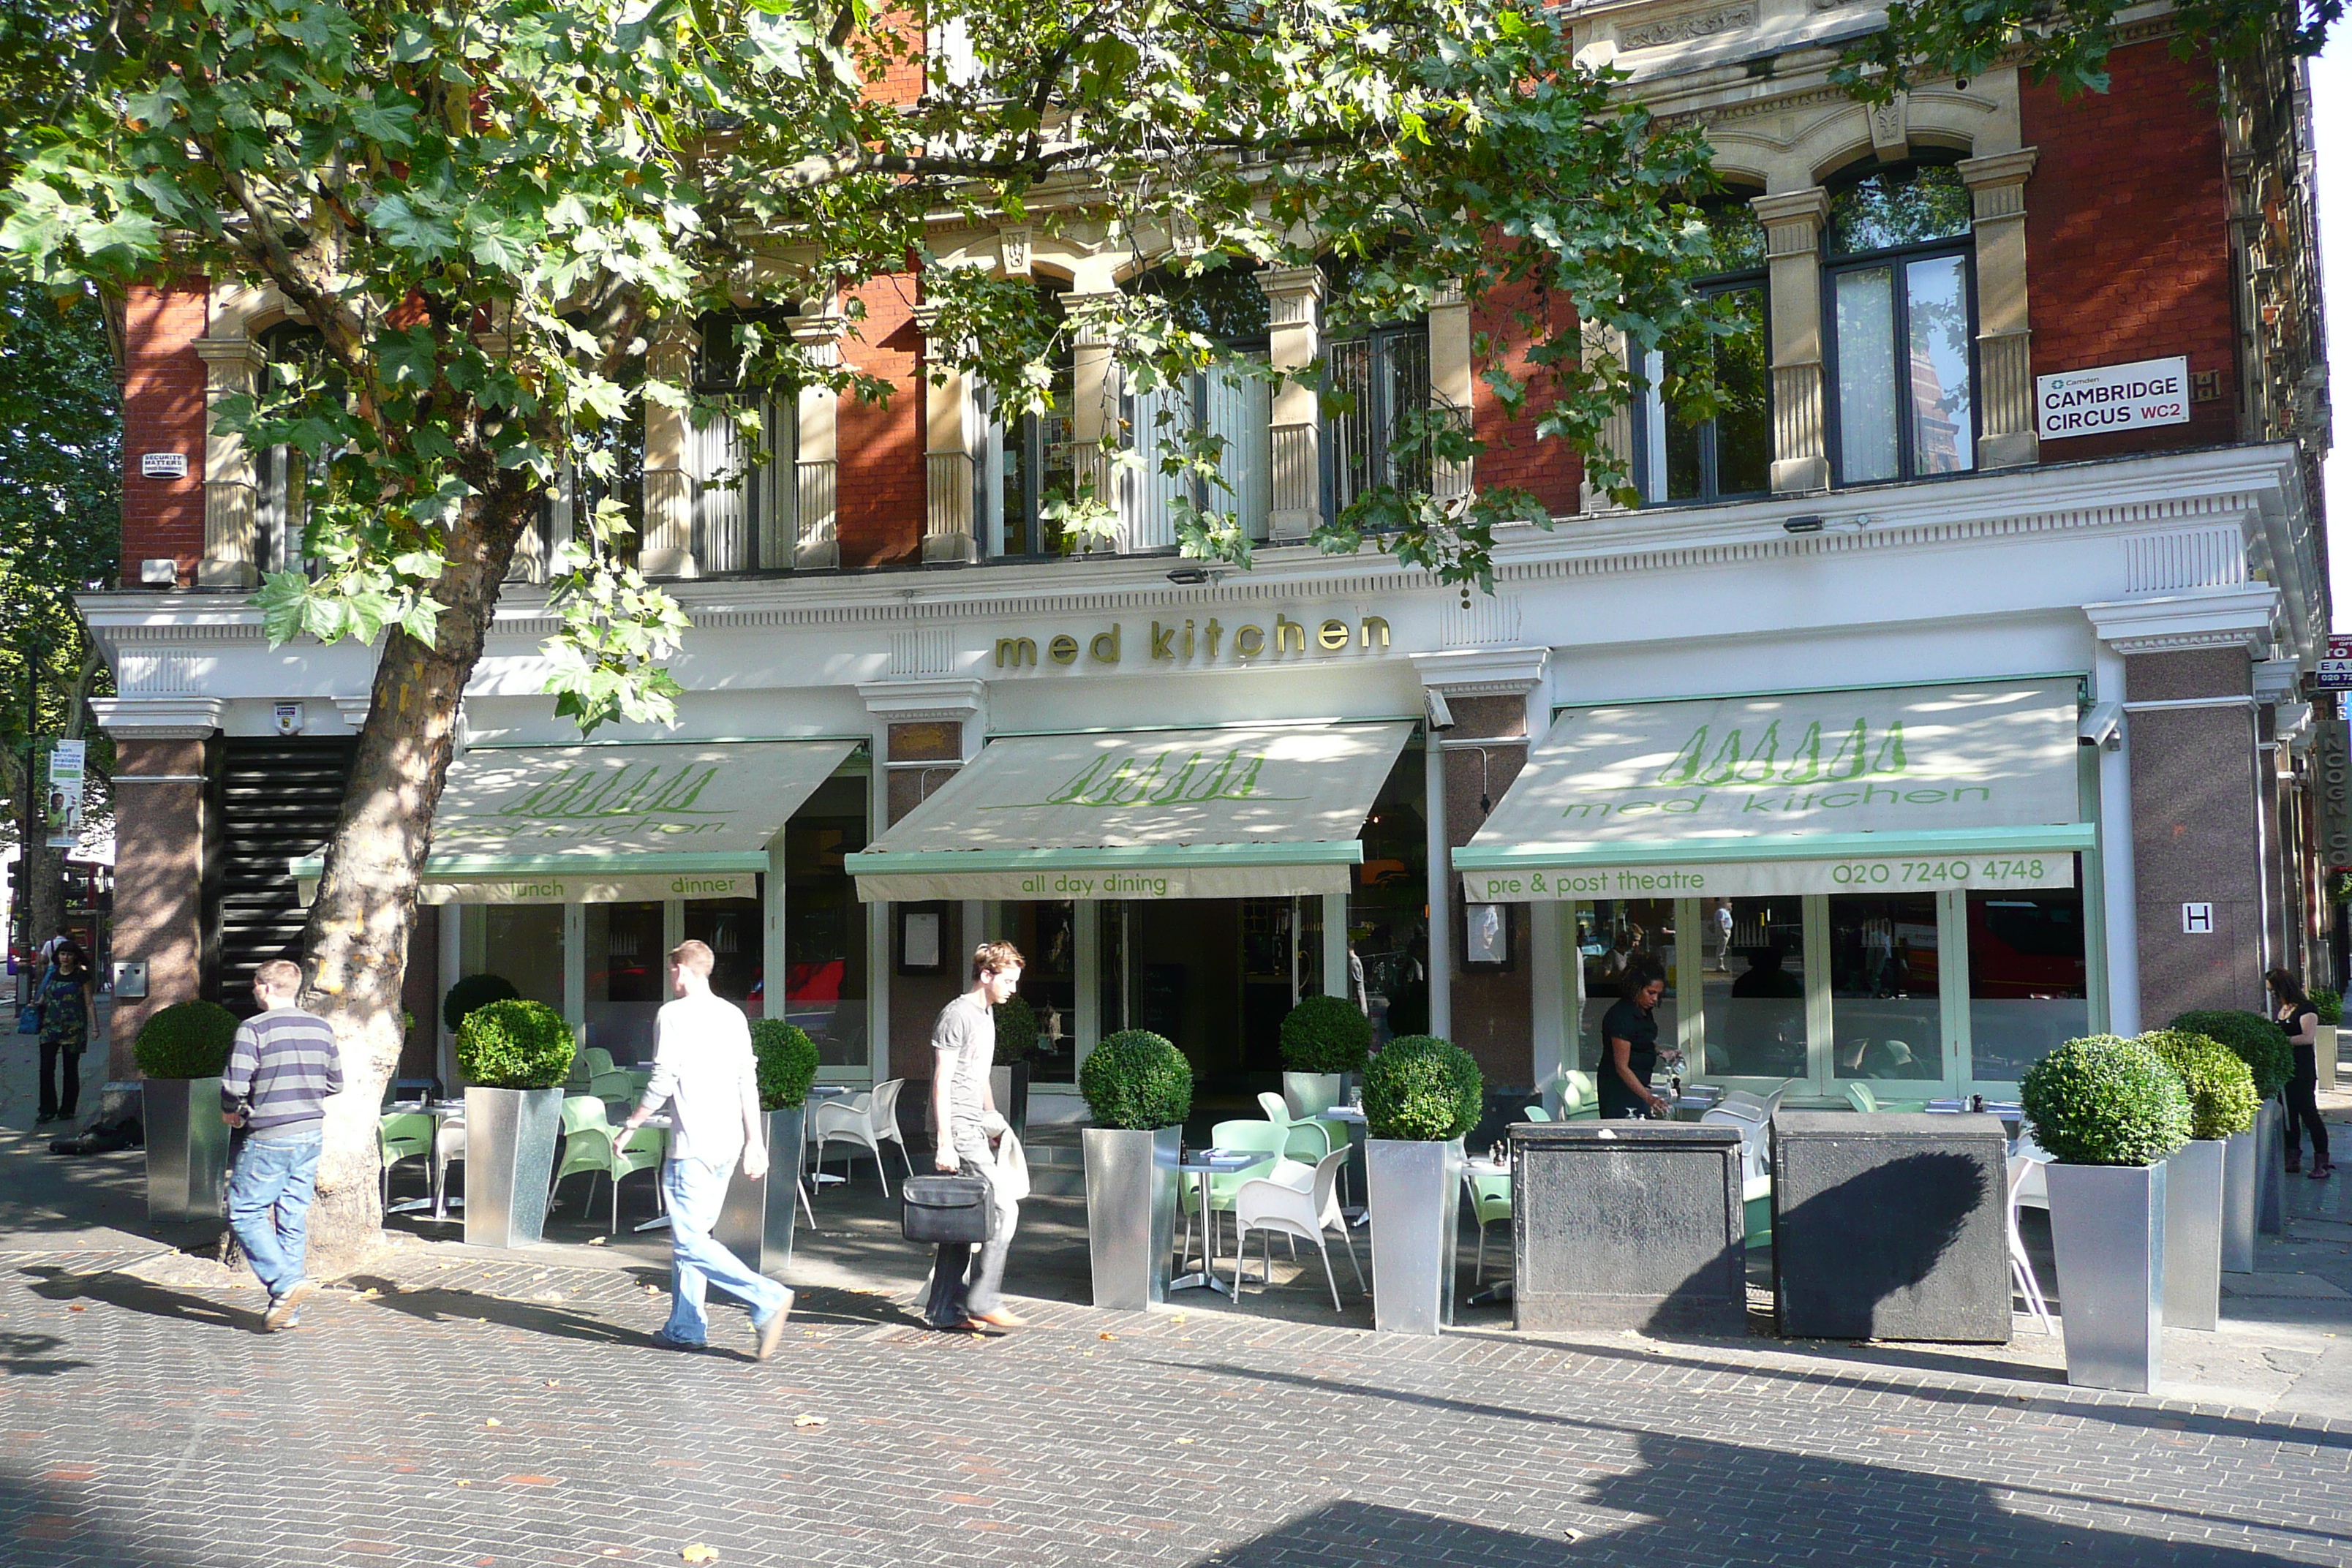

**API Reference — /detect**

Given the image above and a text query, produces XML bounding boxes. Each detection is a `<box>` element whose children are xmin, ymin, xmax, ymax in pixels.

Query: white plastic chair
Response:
<box><xmin>2006</xmin><ymin>1152</ymin><xmax>2055</xmax><ymax>1333</ymax></box>
<box><xmin>813</xmin><ymin>1077</ymin><xmax>910</xmax><ymax>1196</ymax></box>
<box><xmin>1722</xmin><ymin>1086</ymin><xmax>1787</xmax><ymax>1118</ymax></box>
<box><xmin>431</xmin><ymin>1121</ymin><xmax>466</xmax><ymax>1216</ymax></box>
<box><xmin>1701</xmin><ymin>1107</ymin><xmax>1771</xmax><ymax>1184</ymax></box>
<box><xmin>1230</xmin><ymin>1147</ymin><xmax>1362</xmax><ymax>1311</ymax></box>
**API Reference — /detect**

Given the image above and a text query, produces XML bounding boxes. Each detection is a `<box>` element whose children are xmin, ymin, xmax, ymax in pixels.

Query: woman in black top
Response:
<box><xmin>2266</xmin><ymin>968</ymin><xmax>2332</xmax><ymax>1178</ymax></box>
<box><xmin>1597</xmin><ymin>967</ymin><xmax>1670</xmax><ymax>1119</ymax></box>
<box><xmin>34</xmin><ymin>941</ymin><xmax>94</xmax><ymax>1126</ymax></box>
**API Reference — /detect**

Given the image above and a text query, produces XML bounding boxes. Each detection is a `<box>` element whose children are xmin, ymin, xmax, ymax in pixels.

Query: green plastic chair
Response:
<box><xmin>589</xmin><ymin>1069</ymin><xmax>639</xmax><ymax>1106</ymax></box>
<box><xmin>1742</xmin><ymin>1176</ymin><xmax>1774</xmax><ymax>1250</ymax></box>
<box><xmin>1256</xmin><ymin>1092</ymin><xmax>1337</xmax><ymax>1163</ymax></box>
<box><xmin>1521</xmin><ymin>1104</ymin><xmax>1552</xmax><ymax>1122</ymax></box>
<box><xmin>1179</xmin><ymin>1120</ymin><xmax>1292</xmax><ymax>1275</ymax></box>
<box><xmin>550</xmin><ymin>1094</ymin><xmax>667</xmax><ymax>1233</ymax></box>
<box><xmin>567</xmin><ymin>1047</ymin><xmax>617</xmax><ymax>1090</ymax></box>
<box><xmin>1462</xmin><ymin>1166</ymin><xmax>1513</xmax><ymax>1285</ymax></box>
<box><xmin>1846</xmin><ymin>1082</ymin><xmax>1929</xmax><ymax>1115</ymax></box>
<box><xmin>378</xmin><ymin>1111</ymin><xmax>435</xmax><ymax>1207</ymax></box>
<box><xmin>1561</xmin><ymin>1070</ymin><xmax>1602</xmax><ymax>1121</ymax></box>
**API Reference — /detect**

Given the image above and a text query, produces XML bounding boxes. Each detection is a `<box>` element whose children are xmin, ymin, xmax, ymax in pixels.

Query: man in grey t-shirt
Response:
<box><xmin>923</xmin><ymin>941</ymin><xmax>1025</xmax><ymax>1331</ymax></box>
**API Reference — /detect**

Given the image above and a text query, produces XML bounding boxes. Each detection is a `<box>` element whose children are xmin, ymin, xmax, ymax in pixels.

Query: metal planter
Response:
<box><xmin>2162</xmin><ymin>1139</ymin><xmax>2225</xmax><ymax>1332</ymax></box>
<box><xmin>1284</xmin><ymin>1072</ymin><xmax>1345</xmax><ymax>1117</ymax></box>
<box><xmin>2258</xmin><ymin>1098</ymin><xmax>2284</xmax><ymax>1235</ymax></box>
<box><xmin>2320</xmin><ymin>1026</ymin><xmax>2340</xmax><ymax>1093</ymax></box>
<box><xmin>1367</xmin><ymin>1137</ymin><xmax>1464</xmax><ymax>1335</ymax></box>
<box><xmin>144</xmin><ymin>1076</ymin><xmax>229</xmax><ymax>1223</ymax></box>
<box><xmin>2221</xmin><ymin>1128</ymin><xmax>2257</xmax><ymax>1273</ymax></box>
<box><xmin>1512</xmin><ymin>1122</ymin><xmax>1746</xmax><ymax>1335</ymax></box>
<box><xmin>719</xmin><ymin>1105</ymin><xmax>805</xmax><ymax>1278</ymax></box>
<box><xmin>1082</xmin><ymin>1126</ymin><xmax>1181</xmax><ymax>1311</ymax></box>
<box><xmin>462</xmin><ymin>1086</ymin><xmax>563</xmax><ymax>1248</ymax></box>
<box><xmin>1772</xmin><ymin>1112</ymin><xmax>2010</xmax><ymax>1343</ymax></box>
<box><xmin>2046</xmin><ymin>1160</ymin><xmax>2166</xmax><ymax>1392</ymax></box>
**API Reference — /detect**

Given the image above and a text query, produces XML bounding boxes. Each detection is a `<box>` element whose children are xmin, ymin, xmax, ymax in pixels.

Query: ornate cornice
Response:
<box><xmin>1410</xmin><ymin>647</ymin><xmax>1550</xmax><ymax>697</ymax></box>
<box><xmin>2084</xmin><ymin>587</ymin><xmax>2282</xmax><ymax>655</ymax></box>
<box><xmin>89</xmin><ymin>696</ymin><xmax>225</xmax><ymax>739</ymax></box>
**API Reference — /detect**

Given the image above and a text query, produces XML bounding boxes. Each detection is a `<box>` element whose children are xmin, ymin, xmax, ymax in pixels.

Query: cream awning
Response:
<box><xmin>1455</xmin><ymin>679</ymin><xmax>2093</xmax><ymax>901</ymax></box>
<box><xmin>293</xmin><ymin>739</ymin><xmax>858</xmax><ymax>905</ymax></box>
<box><xmin>845</xmin><ymin>721</ymin><xmax>1414</xmax><ymax>902</ymax></box>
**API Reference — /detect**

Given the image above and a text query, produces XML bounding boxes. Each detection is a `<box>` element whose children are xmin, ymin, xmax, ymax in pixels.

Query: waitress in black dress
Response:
<box><xmin>1597</xmin><ymin>966</ymin><xmax>1671</xmax><ymax>1119</ymax></box>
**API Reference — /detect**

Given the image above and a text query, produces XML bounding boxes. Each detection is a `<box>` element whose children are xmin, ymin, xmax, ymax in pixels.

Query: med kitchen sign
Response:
<box><xmin>2038</xmin><ymin>356</ymin><xmax>2190</xmax><ymax>440</ymax></box>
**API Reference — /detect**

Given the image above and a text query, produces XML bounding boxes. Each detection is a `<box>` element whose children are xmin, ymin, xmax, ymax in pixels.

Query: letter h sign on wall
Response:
<box><xmin>2181</xmin><ymin>902</ymin><xmax>2215</xmax><ymax>935</ymax></box>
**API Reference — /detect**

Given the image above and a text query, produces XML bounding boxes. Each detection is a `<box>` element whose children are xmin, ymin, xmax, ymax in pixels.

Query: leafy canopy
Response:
<box><xmin>1</xmin><ymin>0</ymin><xmax>1737</xmax><ymax>729</ymax></box>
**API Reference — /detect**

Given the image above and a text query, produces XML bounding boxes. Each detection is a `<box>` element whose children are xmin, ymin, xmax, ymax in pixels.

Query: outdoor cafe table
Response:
<box><xmin>1172</xmin><ymin>1148</ymin><xmax>1275</xmax><ymax>1296</ymax></box>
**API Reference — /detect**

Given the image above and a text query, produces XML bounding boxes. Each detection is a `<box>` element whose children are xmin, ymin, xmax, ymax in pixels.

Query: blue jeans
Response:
<box><xmin>660</xmin><ymin>1156</ymin><xmax>790</xmax><ymax>1346</ymax></box>
<box><xmin>226</xmin><ymin>1128</ymin><xmax>322</xmax><ymax>1300</ymax></box>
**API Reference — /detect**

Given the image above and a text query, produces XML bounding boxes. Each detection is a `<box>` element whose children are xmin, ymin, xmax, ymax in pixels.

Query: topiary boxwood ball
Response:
<box><xmin>2139</xmin><ymin>1028</ymin><xmax>2258</xmax><ymax>1142</ymax></box>
<box><xmin>133</xmin><ymin>999</ymin><xmax>241</xmax><ymax>1079</ymax></box>
<box><xmin>750</xmin><ymin>1019</ymin><xmax>821</xmax><ymax>1112</ymax></box>
<box><xmin>2169</xmin><ymin>1010</ymin><xmax>2294</xmax><ymax>1099</ymax></box>
<box><xmin>1278</xmin><ymin>994</ymin><xmax>1373</xmax><ymax>1076</ymax></box>
<box><xmin>456</xmin><ymin>998</ymin><xmax>576</xmax><ymax>1090</ymax></box>
<box><xmin>2019</xmin><ymin>1034</ymin><xmax>2193</xmax><ymax>1167</ymax></box>
<box><xmin>1079</xmin><ymin>1029</ymin><xmax>1193</xmax><ymax>1131</ymax></box>
<box><xmin>1363</xmin><ymin>1034</ymin><xmax>1483</xmax><ymax>1142</ymax></box>
<box><xmin>442</xmin><ymin>971</ymin><xmax>520</xmax><ymax>1036</ymax></box>
<box><xmin>993</xmin><ymin>995</ymin><xmax>1040</xmax><ymax>1065</ymax></box>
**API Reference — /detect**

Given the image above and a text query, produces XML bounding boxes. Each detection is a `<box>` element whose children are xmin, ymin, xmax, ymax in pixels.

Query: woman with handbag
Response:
<box><xmin>2268</xmin><ymin>968</ymin><xmax>2333</xmax><ymax>1179</ymax></box>
<box><xmin>35</xmin><ymin>940</ymin><xmax>94</xmax><ymax>1126</ymax></box>
<box><xmin>919</xmin><ymin>941</ymin><xmax>1027</xmax><ymax>1332</ymax></box>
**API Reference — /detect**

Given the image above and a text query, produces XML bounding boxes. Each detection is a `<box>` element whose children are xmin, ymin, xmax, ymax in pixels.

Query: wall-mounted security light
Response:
<box><xmin>1425</xmin><ymin>689</ymin><xmax>1456</xmax><ymax>731</ymax></box>
<box><xmin>1782</xmin><ymin>516</ymin><xmax>1825</xmax><ymax>535</ymax></box>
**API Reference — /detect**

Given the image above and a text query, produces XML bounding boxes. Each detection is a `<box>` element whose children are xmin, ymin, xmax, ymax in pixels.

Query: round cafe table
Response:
<box><xmin>1172</xmin><ymin>1148</ymin><xmax>1275</xmax><ymax>1295</ymax></box>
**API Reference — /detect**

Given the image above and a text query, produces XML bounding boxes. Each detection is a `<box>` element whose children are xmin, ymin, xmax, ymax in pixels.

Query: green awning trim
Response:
<box><xmin>290</xmin><ymin>850</ymin><xmax>772</xmax><ymax>880</ymax></box>
<box><xmin>1451</xmin><ymin>823</ymin><xmax>2096</xmax><ymax>871</ymax></box>
<box><xmin>843</xmin><ymin>841</ymin><xmax>1365</xmax><ymax>876</ymax></box>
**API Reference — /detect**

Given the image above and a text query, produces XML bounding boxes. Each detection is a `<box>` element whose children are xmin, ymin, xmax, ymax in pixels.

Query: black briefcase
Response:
<box><xmin>901</xmin><ymin>1174</ymin><xmax>994</xmax><ymax>1244</ymax></box>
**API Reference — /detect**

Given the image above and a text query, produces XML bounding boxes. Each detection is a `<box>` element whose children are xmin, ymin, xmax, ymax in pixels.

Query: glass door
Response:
<box><xmin>1700</xmin><ymin>897</ymin><xmax>1809</xmax><ymax>1087</ymax></box>
<box><xmin>1825</xmin><ymin>893</ymin><xmax>1948</xmax><ymax>1102</ymax></box>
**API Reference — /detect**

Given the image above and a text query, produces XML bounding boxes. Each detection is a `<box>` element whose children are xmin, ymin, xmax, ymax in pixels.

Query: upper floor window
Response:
<box><xmin>533</xmin><ymin>330</ymin><xmax>644</xmax><ymax>581</ymax></box>
<box><xmin>1123</xmin><ymin>265</ymin><xmax>1271</xmax><ymax>551</ymax></box>
<box><xmin>1637</xmin><ymin>199</ymin><xmax>1769</xmax><ymax>505</ymax></box>
<box><xmin>255</xmin><ymin>323</ymin><xmax>324</xmax><ymax>575</ymax></box>
<box><xmin>1321</xmin><ymin>254</ymin><xmax>1436</xmax><ymax>522</ymax></box>
<box><xmin>981</xmin><ymin>282</ymin><xmax>1076</xmax><ymax>559</ymax></box>
<box><xmin>685</xmin><ymin>314</ymin><xmax>796</xmax><ymax>573</ymax></box>
<box><xmin>1825</xmin><ymin>161</ymin><xmax>1975</xmax><ymax>485</ymax></box>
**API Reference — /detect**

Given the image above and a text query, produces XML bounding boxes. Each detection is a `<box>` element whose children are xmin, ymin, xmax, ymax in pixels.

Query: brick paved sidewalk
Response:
<box><xmin>3</xmin><ymin>1242</ymin><xmax>2348</xmax><ymax>1568</ymax></box>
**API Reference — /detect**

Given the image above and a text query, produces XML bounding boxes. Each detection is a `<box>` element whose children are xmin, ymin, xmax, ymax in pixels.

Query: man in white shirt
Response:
<box><xmin>614</xmin><ymin>939</ymin><xmax>794</xmax><ymax>1359</ymax></box>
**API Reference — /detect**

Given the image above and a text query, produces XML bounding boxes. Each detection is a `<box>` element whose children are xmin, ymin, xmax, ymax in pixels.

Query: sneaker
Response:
<box><xmin>652</xmin><ymin>1331</ymin><xmax>706</xmax><ymax>1352</ymax></box>
<box><xmin>753</xmin><ymin>1289</ymin><xmax>795</xmax><ymax>1362</ymax></box>
<box><xmin>264</xmin><ymin>1278</ymin><xmax>317</xmax><ymax>1331</ymax></box>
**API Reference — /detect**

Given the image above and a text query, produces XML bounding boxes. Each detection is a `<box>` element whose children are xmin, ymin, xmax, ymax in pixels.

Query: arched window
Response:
<box><xmin>1823</xmin><ymin>159</ymin><xmax>1975</xmax><ymax>484</ymax></box>
<box><xmin>980</xmin><ymin>281</ymin><xmax>1076</xmax><ymax>559</ymax></box>
<box><xmin>685</xmin><ymin>312</ymin><xmax>796</xmax><ymax>573</ymax></box>
<box><xmin>1636</xmin><ymin>198</ymin><xmax>1769</xmax><ymax>505</ymax></box>
<box><xmin>1120</xmin><ymin>263</ymin><xmax>1271</xmax><ymax>551</ymax></box>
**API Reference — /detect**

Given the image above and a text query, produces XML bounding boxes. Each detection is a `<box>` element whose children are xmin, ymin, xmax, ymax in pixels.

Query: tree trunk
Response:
<box><xmin>296</xmin><ymin>480</ymin><xmax>532</xmax><ymax>1275</ymax></box>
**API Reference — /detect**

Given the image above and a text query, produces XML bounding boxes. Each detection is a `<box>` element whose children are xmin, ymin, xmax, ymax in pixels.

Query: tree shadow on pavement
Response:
<box><xmin>0</xmin><ymin>1330</ymin><xmax>89</xmax><ymax>1378</ymax></box>
<box><xmin>18</xmin><ymin>1266</ymin><xmax>264</xmax><ymax>1335</ymax></box>
<box><xmin>1199</xmin><ymin>1433</ymin><xmax>2332</xmax><ymax>1567</ymax></box>
<box><xmin>0</xmin><ymin>1467</ymin><xmax>202</xmax><ymax>1568</ymax></box>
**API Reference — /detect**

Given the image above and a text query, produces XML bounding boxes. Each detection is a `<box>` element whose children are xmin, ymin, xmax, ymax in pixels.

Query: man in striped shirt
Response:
<box><xmin>222</xmin><ymin>959</ymin><xmax>344</xmax><ymax>1330</ymax></box>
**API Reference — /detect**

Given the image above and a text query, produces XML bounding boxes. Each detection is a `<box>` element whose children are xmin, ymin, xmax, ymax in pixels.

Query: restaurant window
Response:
<box><xmin>1828</xmin><ymin>893</ymin><xmax>1941</xmax><ymax>1084</ymax></box>
<box><xmin>1577</xmin><ymin>900</ymin><xmax>1681</xmax><ymax>1073</ymax></box>
<box><xmin>981</xmin><ymin>284</ymin><xmax>1077</xmax><ymax>559</ymax></box>
<box><xmin>1349</xmin><ymin>755</ymin><xmax>1430</xmax><ymax>1047</ymax></box>
<box><xmin>683</xmin><ymin>894</ymin><xmax>761</xmax><ymax>1010</ymax></box>
<box><xmin>786</xmin><ymin>775</ymin><xmax>870</xmax><ymax>1070</ymax></box>
<box><xmin>1009</xmin><ymin>901</ymin><xmax>1079</xmax><ymax>1084</ymax></box>
<box><xmin>685</xmin><ymin>314</ymin><xmax>796</xmax><ymax>573</ymax></box>
<box><xmin>1824</xmin><ymin>160</ymin><xmax>1975</xmax><ymax>486</ymax></box>
<box><xmin>459</xmin><ymin>905</ymin><xmax>565</xmax><ymax>1019</ymax></box>
<box><xmin>1701</xmin><ymin>897</ymin><xmax>1807</xmax><ymax>1080</ymax></box>
<box><xmin>253</xmin><ymin>323</ymin><xmax>329</xmax><ymax>576</ymax></box>
<box><xmin>1123</xmin><ymin>264</ymin><xmax>1271</xmax><ymax>550</ymax></box>
<box><xmin>585</xmin><ymin>901</ymin><xmax>666</xmax><ymax>1063</ymax></box>
<box><xmin>537</xmin><ymin>325</ymin><xmax>647</xmax><ymax>578</ymax></box>
<box><xmin>1967</xmin><ymin>883</ymin><xmax>2088</xmax><ymax>1082</ymax></box>
<box><xmin>1637</xmin><ymin>200</ymin><xmax>1769</xmax><ymax>505</ymax></box>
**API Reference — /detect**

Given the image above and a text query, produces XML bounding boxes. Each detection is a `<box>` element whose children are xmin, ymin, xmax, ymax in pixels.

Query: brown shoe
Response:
<box><xmin>970</xmin><ymin>1308</ymin><xmax>1027</xmax><ymax>1329</ymax></box>
<box><xmin>753</xmin><ymin>1289</ymin><xmax>794</xmax><ymax>1361</ymax></box>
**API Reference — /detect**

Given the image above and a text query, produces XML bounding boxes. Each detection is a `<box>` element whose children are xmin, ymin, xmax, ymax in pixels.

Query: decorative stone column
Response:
<box><xmin>88</xmin><ymin>696</ymin><xmax>223</xmax><ymax>1079</ymax></box>
<box><xmin>1063</xmin><ymin>289</ymin><xmax>1123</xmax><ymax>546</ymax></box>
<box><xmin>1428</xmin><ymin>281</ymin><xmax>1474</xmax><ymax>505</ymax></box>
<box><xmin>194</xmin><ymin>336</ymin><xmax>265</xmax><ymax>587</ymax></box>
<box><xmin>789</xmin><ymin>312</ymin><xmax>845</xmax><ymax>570</ymax></box>
<box><xmin>913</xmin><ymin>304</ymin><xmax>979</xmax><ymax>563</ymax></box>
<box><xmin>1581</xmin><ymin>316</ymin><xmax>1637</xmax><ymax>515</ymax></box>
<box><xmin>1258</xmin><ymin>266</ymin><xmax>1324</xmax><ymax>541</ymax></box>
<box><xmin>1961</xmin><ymin>148</ymin><xmax>2040</xmax><ymax>470</ymax></box>
<box><xmin>1752</xmin><ymin>188</ymin><xmax>1831</xmax><ymax>495</ymax></box>
<box><xmin>639</xmin><ymin>319</ymin><xmax>696</xmax><ymax>578</ymax></box>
